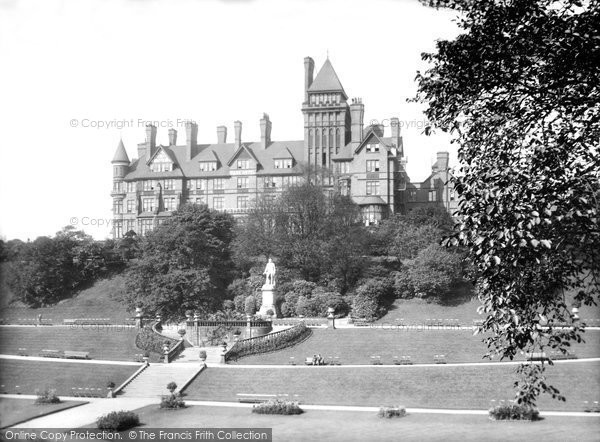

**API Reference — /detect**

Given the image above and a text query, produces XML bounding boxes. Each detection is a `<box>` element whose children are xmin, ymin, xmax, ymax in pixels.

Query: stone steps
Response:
<box><xmin>120</xmin><ymin>363</ymin><xmax>202</xmax><ymax>398</ymax></box>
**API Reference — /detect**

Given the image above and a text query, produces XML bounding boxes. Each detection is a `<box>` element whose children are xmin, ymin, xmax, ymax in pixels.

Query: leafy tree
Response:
<box><xmin>351</xmin><ymin>277</ymin><xmax>395</xmax><ymax>321</ymax></box>
<box><xmin>416</xmin><ymin>0</ymin><xmax>600</xmax><ymax>406</ymax></box>
<box><xmin>119</xmin><ymin>204</ymin><xmax>235</xmax><ymax>320</ymax></box>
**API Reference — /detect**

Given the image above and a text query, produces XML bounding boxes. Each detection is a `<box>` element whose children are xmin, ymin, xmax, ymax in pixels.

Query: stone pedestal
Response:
<box><xmin>258</xmin><ymin>284</ymin><xmax>277</xmax><ymax>318</ymax></box>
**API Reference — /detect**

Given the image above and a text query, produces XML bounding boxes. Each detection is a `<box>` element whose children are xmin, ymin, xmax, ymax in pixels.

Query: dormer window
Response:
<box><xmin>199</xmin><ymin>161</ymin><xmax>218</xmax><ymax>172</ymax></box>
<box><xmin>236</xmin><ymin>159</ymin><xmax>250</xmax><ymax>169</ymax></box>
<box><xmin>274</xmin><ymin>159</ymin><xmax>292</xmax><ymax>169</ymax></box>
<box><xmin>366</xmin><ymin>143</ymin><xmax>380</xmax><ymax>153</ymax></box>
<box><xmin>151</xmin><ymin>163</ymin><xmax>172</xmax><ymax>172</ymax></box>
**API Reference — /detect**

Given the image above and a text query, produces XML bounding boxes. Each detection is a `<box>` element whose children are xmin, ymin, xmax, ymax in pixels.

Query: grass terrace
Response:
<box><xmin>124</xmin><ymin>405</ymin><xmax>600</xmax><ymax>442</ymax></box>
<box><xmin>0</xmin><ymin>275</ymin><xmax>132</xmax><ymax>324</ymax></box>
<box><xmin>229</xmin><ymin>328</ymin><xmax>600</xmax><ymax>365</ymax></box>
<box><xmin>0</xmin><ymin>325</ymin><xmax>162</xmax><ymax>362</ymax></box>
<box><xmin>0</xmin><ymin>397</ymin><xmax>87</xmax><ymax>429</ymax></box>
<box><xmin>0</xmin><ymin>360</ymin><xmax>140</xmax><ymax>396</ymax></box>
<box><xmin>377</xmin><ymin>298</ymin><xmax>600</xmax><ymax>326</ymax></box>
<box><xmin>185</xmin><ymin>362</ymin><xmax>600</xmax><ymax>411</ymax></box>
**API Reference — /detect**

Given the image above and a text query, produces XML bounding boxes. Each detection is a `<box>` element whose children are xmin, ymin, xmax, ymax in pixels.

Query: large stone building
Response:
<box><xmin>110</xmin><ymin>56</ymin><xmax>454</xmax><ymax>238</ymax></box>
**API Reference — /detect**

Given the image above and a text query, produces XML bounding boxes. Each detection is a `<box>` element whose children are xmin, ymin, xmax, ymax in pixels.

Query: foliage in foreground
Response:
<box><xmin>488</xmin><ymin>404</ymin><xmax>540</xmax><ymax>421</ymax></box>
<box><xmin>252</xmin><ymin>399</ymin><xmax>303</xmax><ymax>415</ymax></box>
<box><xmin>417</xmin><ymin>0</ymin><xmax>600</xmax><ymax>406</ymax></box>
<box><xmin>378</xmin><ymin>406</ymin><xmax>406</xmax><ymax>418</ymax></box>
<box><xmin>160</xmin><ymin>393</ymin><xmax>186</xmax><ymax>409</ymax></box>
<box><xmin>96</xmin><ymin>410</ymin><xmax>140</xmax><ymax>431</ymax></box>
<box><xmin>34</xmin><ymin>388</ymin><xmax>60</xmax><ymax>405</ymax></box>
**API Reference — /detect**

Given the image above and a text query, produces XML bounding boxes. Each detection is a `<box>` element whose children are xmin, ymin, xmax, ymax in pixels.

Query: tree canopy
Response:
<box><xmin>416</xmin><ymin>0</ymin><xmax>600</xmax><ymax>406</ymax></box>
<box><xmin>119</xmin><ymin>204</ymin><xmax>236</xmax><ymax>320</ymax></box>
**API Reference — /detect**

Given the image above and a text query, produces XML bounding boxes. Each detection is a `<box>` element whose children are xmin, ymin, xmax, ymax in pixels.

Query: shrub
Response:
<box><xmin>160</xmin><ymin>393</ymin><xmax>186</xmax><ymax>409</ymax></box>
<box><xmin>252</xmin><ymin>399</ymin><xmax>303</xmax><ymax>415</ymax></box>
<box><xmin>135</xmin><ymin>326</ymin><xmax>178</xmax><ymax>355</ymax></box>
<box><xmin>378</xmin><ymin>406</ymin><xmax>406</xmax><ymax>418</ymax></box>
<box><xmin>266</xmin><ymin>309</ymin><xmax>274</xmax><ymax>316</ymax></box>
<box><xmin>488</xmin><ymin>404</ymin><xmax>540</xmax><ymax>421</ymax></box>
<box><xmin>97</xmin><ymin>410</ymin><xmax>140</xmax><ymax>431</ymax></box>
<box><xmin>177</xmin><ymin>329</ymin><xmax>186</xmax><ymax>337</ymax></box>
<box><xmin>35</xmin><ymin>388</ymin><xmax>60</xmax><ymax>404</ymax></box>
<box><xmin>167</xmin><ymin>382</ymin><xmax>177</xmax><ymax>393</ymax></box>
<box><xmin>351</xmin><ymin>278</ymin><xmax>394</xmax><ymax>321</ymax></box>
<box><xmin>199</xmin><ymin>350</ymin><xmax>207</xmax><ymax>360</ymax></box>
<box><xmin>106</xmin><ymin>381</ymin><xmax>116</xmax><ymax>389</ymax></box>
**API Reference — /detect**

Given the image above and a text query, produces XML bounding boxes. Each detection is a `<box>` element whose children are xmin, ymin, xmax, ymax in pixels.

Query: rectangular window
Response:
<box><xmin>236</xmin><ymin>159</ymin><xmax>250</xmax><ymax>169</ymax></box>
<box><xmin>237</xmin><ymin>196</ymin><xmax>248</xmax><ymax>209</ymax></box>
<box><xmin>163</xmin><ymin>197</ymin><xmax>176</xmax><ymax>211</ymax></box>
<box><xmin>126</xmin><ymin>182</ymin><xmax>136</xmax><ymax>193</ymax></box>
<box><xmin>142</xmin><ymin>198</ymin><xmax>154</xmax><ymax>212</ymax></box>
<box><xmin>409</xmin><ymin>190</ymin><xmax>417</xmax><ymax>201</ymax></box>
<box><xmin>429</xmin><ymin>190</ymin><xmax>437</xmax><ymax>202</ymax></box>
<box><xmin>126</xmin><ymin>200</ymin><xmax>135</xmax><ymax>213</ymax></box>
<box><xmin>366</xmin><ymin>160</ymin><xmax>380</xmax><ymax>172</ymax></box>
<box><xmin>140</xmin><ymin>219</ymin><xmax>154</xmax><ymax>236</ymax></box>
<box><xmin>263</xmin><ymin>176</ymin><xmax>276</xmax><ymax>188</ymax></box>
<box><xmin>213</xmin><ymin>179</ymin><xmax>224</xmax><ymax>190</ymax></box>
<box><xmin>113</xmin><ymin>200</ymin><xmax>123</xmax><ymax>214</ymax></box>
<box><xmin>114</xmin><ymin>221</ymin><xmax>123</xmax><ymax>238</ymax></box>
<box><xmin>366</xmin><ymin>181</ymin><xmax>380</xmax><ymax>196</ymax></box>
<box><xmin>162</xmin><ymin>179</ymin><xmax>173</xmax><ymax>190</ymax></box>
<box><xmin>274</xmin><ymin>159</ymin><xmax>293</xmax><ymax>169</ymax></box>
<box><xmin>366</xmin><ymin>143</ymin><xmax>380</xmax><ymax>153</ymax></box>
<box><xmin>113</xmin><ymin>182</ymin><xmax>122</xmax><ymax>192</ymax></box>
<box><xmin>213</xmin><ymin>197</ymin><xmax>224</xmax><ymax>210</ymax></box>
<box><xmin>237</xmin><ymin>177</ymin><xmax>249</xmax><ymax>189</ymax></box>
<box><xmin>337</xmin><ymin>162</ymin><xmax>350</xmax><ymax>174</ymax></box>
<box><xmin>125</xmin><ymin>219</ymin><xmax>135</xmax><ymax>233</ymax></box>
<box><xmin>199</xmin><ymin>161</ymin><xmax>218</xmax><ymax>172</ymax></box>
<box><xmin>450</xmin><ymin>189</ymin><xmax>456</xmax><ymax>201</ymax></box>
<box><xmin>195</xmin><ymin>197</ymin><xmax>205</xmax><ymax>205</ymax></box>
<box><xmin>143</xmin><ymin>180</ymin><xmax>153</xmax><ymax>191</ymax></box>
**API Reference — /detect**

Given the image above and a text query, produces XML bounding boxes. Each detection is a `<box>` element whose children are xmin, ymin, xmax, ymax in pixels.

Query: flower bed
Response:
<box><xmin>252</xmin><ymin>399</ymin><xmax>303</xmax><ymax>415</ymax></box>
<box><xmin>225</xmin><ymin>323</ymin><xmax>311</xmax><ymax>361</ymax></box>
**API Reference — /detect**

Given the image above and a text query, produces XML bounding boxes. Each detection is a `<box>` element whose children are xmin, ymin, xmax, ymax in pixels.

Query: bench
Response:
<box><xmin>370</xmin><ymin>356</ymin><xmax>383</xmax><ymax>365</ymax></box>
<box><xmin>526</xmin><ymin>352</ymin><xmax>548</xmax><ymax>362</ymax></box>
<box><xmin>39</xmin><ymin>349</ymin><xmax>63</xmax><ymax>358</ymax></box>
<box><xmin>64</xmin><ymin>350</ymin><xmax>90</xmax><ymax>359</ymax></box>
<box><xmin>18</xmin><ymin>348</ymin><xmax>28</xmax><ymax>356</ymax></box>
<box><xmin>72</xmin><ymin>387</ymin><xmax>104</xmax><ymax>398</ymax></box>
<box><xmin>434</xmin><ymin>354</ymin><xmax>447</xmax><ymax>364</ymax></box>
<box><xmin>288</xmin><ymin>357</ymin><xmax>296</xmax><ymax>366</ymax></box>
<box><xmin>401</xmin><ymin>355</ymin><xmax>413</xmax><ymax>365</ymax></box>
<box><xmin>354</xmin><ymin>321</ymin><xmax>371</xmax><ymax>327</ymax></box>
<box><xmin>236</xmin><ymin>393</ymin><xmax>277</xmax><ymax>404</ymax></box>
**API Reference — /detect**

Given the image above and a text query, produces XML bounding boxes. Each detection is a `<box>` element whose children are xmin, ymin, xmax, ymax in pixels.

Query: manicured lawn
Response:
<box><xmin>128</xmin><ymin>404</ymin><xmax>600</xmax><ymax>442</ymax></box>
<box><xmin>0</xmin><ymin>326</ymin><xmax>155</xmax><ymax>362</ymax></box>
<box><xmin>230</xmin><ymin>328</ymin><xmax>600</xmax><ymax>365</ymax></box>
<box><xmin>377</xmin><ymin>297</ymin><xmax>600</xmax><ymax>325</ymax></box>
<box><xmin>0</xmin><ymin>275</ymin><xmax>132</xmax><ymax>324</ymax></box>
<box><xmin>0</xmin><ymin>397</ymin><xmax>87</xmax><ymax>428</ymax></box>
<box><xmin>184</xmin><ymin>362</ymin><xmax>600</xmax><ymax>411</ymax></box>
<box><xmin>0</xmin><ymin>360</ymin><xmax>140</xmax><ymax>396</ymax></box>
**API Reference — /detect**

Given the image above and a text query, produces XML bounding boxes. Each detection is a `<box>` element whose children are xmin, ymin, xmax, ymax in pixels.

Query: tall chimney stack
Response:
<box><xmin>435</xmin><ymin>151</ymin><xmax>450</xmax><ymax>172</ymax></box>
<box><xmin>168</xmin><ymin>128</ymin><xmax>177</xmax><ymax>146</ymax></box>
<box><xmin>145</xmin><ymin>124</ymin><xmax>157</xmax><ymax>158</ymax></box>
<box><xmin>260</xmin><ymin>114</ymin><xmax>272</xmax><ymax>149</ymax></box>
<box><xmin>304</xmin><ymin>57</ymin><xmax>315</xmax><ymax>104</ymax></box>
<box><xmin>217</xmin><ymin>126</ymin><xmax>227</xmax><ymax>144</ymax></box>
<box><xmin>390</xmin><ymin>117</ymin><xmax>402</xmax><ymax>156</ymax></box>
<box><xmin>234</xmin><ymin>121</ymin><xmax>242</xmax><ymax>149</ymax></box>
<box><xmin>350</xmin><ymin>98</ymin><xmax>364</xmax><ymax>143</ymax></box>
<box><xmin>185</xmin><ymin>121</ymin><xmax>198</xmax><ymax>160</ymax></box>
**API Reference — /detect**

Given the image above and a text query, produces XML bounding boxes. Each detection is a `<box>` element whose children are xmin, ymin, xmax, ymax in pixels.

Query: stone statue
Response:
<box><xmin>263</xmin><ymin>258</ymin><xmax>276</xmax><ymax>286</ymax></box>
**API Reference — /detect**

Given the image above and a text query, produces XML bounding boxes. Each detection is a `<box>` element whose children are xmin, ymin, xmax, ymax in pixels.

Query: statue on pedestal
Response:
<box><xmin>263</xmin><ymin>258</ymin><xmax>276</xmax><ymax>286</ymax></box>
<box><xmin>259</xmin><ymin>258</ymin><xmax>277</xmax><ymax>318</ymax></box>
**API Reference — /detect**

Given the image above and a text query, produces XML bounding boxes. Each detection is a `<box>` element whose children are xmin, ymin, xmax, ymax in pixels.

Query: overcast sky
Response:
<box><xmin>0</xmin><ymin>0</ymin><xmax>460</xmax><ymax>241</ymax></box>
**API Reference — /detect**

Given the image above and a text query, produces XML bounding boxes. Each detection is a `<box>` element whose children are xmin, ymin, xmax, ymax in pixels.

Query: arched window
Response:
<box><xmin>336</xmin><ymin>128</ymin><xmax>341</xmax><ymax>152</ymax></box>
<box><xmin>308</xmin><ymin>129</ymin><xmax>313</xmax><ymax>148</ymax></box>
<box><xmin>322</xmin><ymin>130</ymin><xmax>327</xmax><ymax>149</ymax></box>
<box><xmin>329</xmin><ymin>129</ymin><xmax>334</xmax><ymax>150</ymax></box>
<box><xmin>315</xmin><ymin>129</ymin><xmax>320</xmax><ymax>149</ymax></box>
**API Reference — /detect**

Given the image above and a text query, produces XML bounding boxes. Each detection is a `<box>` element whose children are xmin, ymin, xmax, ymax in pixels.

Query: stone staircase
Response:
<box><xmin>120</xmin><ymin>363</ymin><xmax>203</xmax><ymax>398</ymax></box>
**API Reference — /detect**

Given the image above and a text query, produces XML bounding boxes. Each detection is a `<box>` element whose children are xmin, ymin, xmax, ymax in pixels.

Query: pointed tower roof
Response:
<box><xmin>112</xmin><ymin>139</ymin><xmax>130</xmax><ymax>163</ymax></box>
<box><xmin>308</xmin><ymin>59</ymin><xmax>347</xmax><ymax>98</ymax></box>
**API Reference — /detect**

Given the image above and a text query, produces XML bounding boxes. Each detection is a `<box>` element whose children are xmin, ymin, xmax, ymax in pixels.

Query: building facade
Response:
<box><xmin>111</xmin><ymin>56</ymin><xmax>454</xmax><ymax>238</ymax></box>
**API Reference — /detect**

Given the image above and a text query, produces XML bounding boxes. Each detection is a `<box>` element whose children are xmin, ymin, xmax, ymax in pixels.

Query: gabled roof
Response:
<box><xmin>308</xmin><ymin>59</ymin><xmax>347</xmax><ymax>98</ymax></box>
<box><xmin>353</xmin><ymin>130</ymin><xmax>394</xmax><ymax>155</ymax></box>
<box><xmin>112</xmin><ymin>139</ymin><xmax>130</xmax><ymax>163</ymax></box>
<box><xmin>146</xmin><ymin>145</ymin><xmax>177</xmax><ymax>165</ymax></box>
<box><xmin>226</xmin><ymin>144</ymin><xmax>261</xmax><ymax>167</ymax></box>
<box><xmin>273</xmin><ymin>147</ymin><xmax>295</xmax><ymax>159</ymax></box>
<box><xmin>196</xmin><ymin>149</ymin><xmax>221</xmax><ymax>163</ymax></box>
